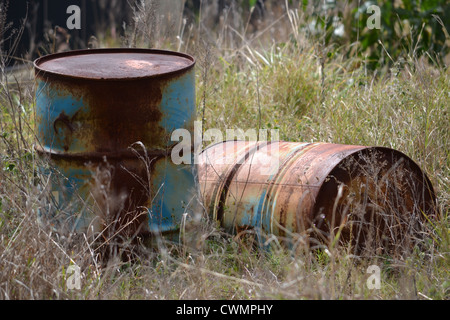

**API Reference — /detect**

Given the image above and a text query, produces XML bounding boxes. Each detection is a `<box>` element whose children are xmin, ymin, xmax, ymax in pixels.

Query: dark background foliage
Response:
<box><xmin>1</xmin><ymin>0</ymin><xmax>449</xmax><ymax>69</ymax></box>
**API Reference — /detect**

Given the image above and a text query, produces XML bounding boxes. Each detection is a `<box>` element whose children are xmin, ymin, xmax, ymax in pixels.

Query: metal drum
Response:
<box><xmin>198</xmin><ymin>141</ymin><xmax>436</xmax><ymax>251</ymax></box>
<box><xmin>34</xmin><ymin>48</ymin><xmax>200</xmax><ymax>240</ymax></box>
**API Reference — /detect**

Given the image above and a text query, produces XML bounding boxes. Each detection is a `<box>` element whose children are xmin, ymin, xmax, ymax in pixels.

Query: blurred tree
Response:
<box><xmin>303</xmin><ymin>0</ymin><xmax>450</xmax><ymax>70</ymax></box>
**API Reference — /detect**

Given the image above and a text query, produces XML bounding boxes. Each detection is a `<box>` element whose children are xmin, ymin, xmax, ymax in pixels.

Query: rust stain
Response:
<box><xmin>34</xmin><ymin>49</ymin><xmax>196</xmax><ymax>240</ymax></box>
<box><xmin>35</xmin><ymin>48</ymin><xmax>195</xmax><ymax>80</ymax></box>
<box><xmin>36</xmin><ymin>72</ymin><xmax>167</xmax><ymax>153</ymax></box>
<box><xmin>53</xmin><ymin>110</ymin><xmax>74</xmax><ymax>151</ymax></box>
<box><xmin>198</xmin><ymin>141</ymin><xmax>437</xmax><ymax>252</ymax></box>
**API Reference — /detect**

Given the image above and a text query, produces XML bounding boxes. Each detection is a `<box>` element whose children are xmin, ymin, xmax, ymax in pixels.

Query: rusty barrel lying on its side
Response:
<box><xmin>34</xmin><ymin>48</ymin><xmax>200</xmax><ymax>239</ymax></box>
<box><xmin>198</xmin><ymin>141</ymin><xmax>436</xmax><ymax>251</ymax></box>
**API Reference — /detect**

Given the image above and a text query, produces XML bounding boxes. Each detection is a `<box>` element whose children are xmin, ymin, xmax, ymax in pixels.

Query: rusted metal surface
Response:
<box><xmin>34</xmin><ymin>48</ymin><xmax>200</xmax><ymax>240</ymax></box>
<box><xmin>198</xmin><ymin>141</ymin><xmax>437</xmax><ymax>251</ymax></box>
<box><xmin>36</xmin><ymin>51</ymin><xmax>193</xmax><ymax>79</ymax></box>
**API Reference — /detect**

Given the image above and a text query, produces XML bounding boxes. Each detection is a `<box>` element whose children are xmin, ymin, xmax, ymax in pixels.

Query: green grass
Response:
<box><xmin>0</xmin><ymin>2</ymin><xmax>448</xmax><ymax>300</ymax></box>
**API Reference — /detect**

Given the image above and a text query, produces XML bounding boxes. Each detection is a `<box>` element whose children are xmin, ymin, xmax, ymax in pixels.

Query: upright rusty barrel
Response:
<box><xmin>198</xmin><ymin>141</ymin><xmax>436</xmax><ymax>252</ymax></box>
<box><xmin>34</xmin><ymin>48</ymin><xmax>200</xmax><ymax>240</ymax></box>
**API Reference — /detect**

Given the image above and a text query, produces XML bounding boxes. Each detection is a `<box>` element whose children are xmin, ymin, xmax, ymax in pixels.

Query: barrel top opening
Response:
<box><xmin>34</xmin><ymin>49</ymin><xmax>195</xmax><ymax>80</ymax></box>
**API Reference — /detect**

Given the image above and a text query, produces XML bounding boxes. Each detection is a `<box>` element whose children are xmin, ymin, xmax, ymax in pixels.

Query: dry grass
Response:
<box><xmin>0</xmin><ymin>1</ymin><xmax>448</xmax><ymax>300</ymax></box>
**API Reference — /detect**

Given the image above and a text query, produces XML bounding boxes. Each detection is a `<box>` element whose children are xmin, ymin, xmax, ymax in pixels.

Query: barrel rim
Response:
<box><xmin>33</xmin><ymin>48</ymin><xmax>196</xmax><ymax>81</ymax></box>
<box><xmin>312</xmin><ymin>145</ymin><xmax>437</xmax><ymax>216</ymax></box>
<box><xmin>34</xmin><ymin>144</ymin><xmax>171</xmax><ymax>160</ymax></box>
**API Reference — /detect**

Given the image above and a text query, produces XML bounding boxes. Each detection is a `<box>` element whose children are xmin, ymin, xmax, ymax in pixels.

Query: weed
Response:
<box><xmin>0</xmin><ymin>0</ymin><xmax>448</xmax><ymax>300</ymax></box>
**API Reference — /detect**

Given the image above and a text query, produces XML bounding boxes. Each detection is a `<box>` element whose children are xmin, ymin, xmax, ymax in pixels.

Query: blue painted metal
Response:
<box><xmin>198</xmin><ymin>140</ymin><xmax>437</xmax><ymax>250</ymax></box>
<box><xmin>34</xmin><ymin>48</ymin><xmax>200</xmax><ymax>240</ymax></box>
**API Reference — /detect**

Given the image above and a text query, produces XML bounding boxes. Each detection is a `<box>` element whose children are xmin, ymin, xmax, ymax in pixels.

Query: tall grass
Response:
<box><xmin>0</xmin><ymin>1</ymin><xmax>448</xmax><ymax>300</ymax></box>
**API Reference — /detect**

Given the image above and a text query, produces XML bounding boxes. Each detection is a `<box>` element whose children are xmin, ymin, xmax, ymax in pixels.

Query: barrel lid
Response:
<box><xmin>34</xmin><ymin>48</ymin><xmax>195</xmax><ymax>80</ymax></box>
